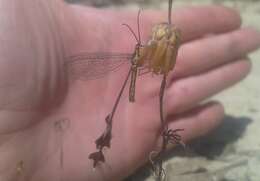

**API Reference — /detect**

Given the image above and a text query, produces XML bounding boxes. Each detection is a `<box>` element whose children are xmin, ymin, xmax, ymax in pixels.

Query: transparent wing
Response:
<box><xmin>65</xmin><ymin>52</ymin><xmax>133</xmax><ymax>81</ymax></box>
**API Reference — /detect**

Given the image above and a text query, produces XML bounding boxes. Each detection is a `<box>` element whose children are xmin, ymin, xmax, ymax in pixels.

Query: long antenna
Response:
<box><xmin>122</xmin><ymin>23</ymin><xmax>140</xmax><ymax>44</ymax></box>
<box><xmin>137</xmin><ymin>9</ymin><xmax>142</xmax><ymax>43</ymax></box>
<box><xmin>168</xmin><ymin>0</ymin><xmax>173</xmax><ymax>25</ymax></box>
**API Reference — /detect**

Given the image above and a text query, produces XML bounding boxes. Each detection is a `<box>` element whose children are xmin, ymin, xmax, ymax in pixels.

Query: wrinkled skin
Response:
<box><xmin>0</xmin><ymin>0</ymin><xmax>260</xmax><ymax>181</ymax></box>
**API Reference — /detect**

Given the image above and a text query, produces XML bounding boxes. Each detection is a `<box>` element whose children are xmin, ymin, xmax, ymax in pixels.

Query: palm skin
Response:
<box><xmin>0</xmin><ymin>1</ymin><xmax>259</xmax><ymax>181</ymax></box>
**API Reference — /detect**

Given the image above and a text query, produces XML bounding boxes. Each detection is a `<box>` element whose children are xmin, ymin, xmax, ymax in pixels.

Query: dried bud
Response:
<box><xmin>144</xmin><ymin>23</ymin><xmax>181</xmax><ymax>75</ymax></box>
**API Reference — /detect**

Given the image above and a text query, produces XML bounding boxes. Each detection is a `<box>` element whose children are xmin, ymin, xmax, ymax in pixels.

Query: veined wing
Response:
<box><xmin>65</xmin><ymin>52</ymin><xmax>133</xmax><ymax>81</ymax></box>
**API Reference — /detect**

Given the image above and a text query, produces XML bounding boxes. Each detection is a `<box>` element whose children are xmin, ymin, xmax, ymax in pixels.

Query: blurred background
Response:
<box><xmin>65</xmin><ymin>0</ymin><xmax>260</xmax><ymax>8</ymax></box>
<box><xmin>65</xmin><ymin>0</ymin><xmax>260</xmax><ymax>181</ymax></box>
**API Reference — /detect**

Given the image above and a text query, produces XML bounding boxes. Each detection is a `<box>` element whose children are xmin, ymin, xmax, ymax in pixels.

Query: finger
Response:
<box><xmin>171</xmin><ymin>28</ymin><xmax>260</xmax><ymax>78</ymax></box>
<box><xmin>167</xmin><ymin>101</ymin><xmax>224</xmax><ymax>145</ymax></box>
<box><xmin>141</xmin><ymin>5</ymin><xmax>241</xmax><ymax>42</ymax></box>
<box><xmin>165</xmin><ymin>59</ymin><xmax>251</xmax><ymax>115</ymax></box>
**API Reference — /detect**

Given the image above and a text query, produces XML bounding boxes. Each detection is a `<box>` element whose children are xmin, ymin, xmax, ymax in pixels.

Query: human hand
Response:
<box><xmin>0</xmin><ymin>1</ymin><xmax>259</xmax><ymax>181</ymax></box>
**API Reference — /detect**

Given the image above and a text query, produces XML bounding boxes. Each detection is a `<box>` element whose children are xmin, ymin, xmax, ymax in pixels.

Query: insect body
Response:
<box><xmin>128</xmin><ymin>43</ymin><xmax>146</xmax><ymax>102</ymax></box>
<box><xmin>66</xmin><ymin>1</ymin><xmax>182</xmax><ymax>168</ymax></box>
<box><xmin>83</xmin><ymin>23</ymin><xmax>156</xmax><ymax>167</ymax></box>
<box><xmin>128</xmin><ymin>23</ymin><xmax>181</xmax><ymax>102</ymax></box>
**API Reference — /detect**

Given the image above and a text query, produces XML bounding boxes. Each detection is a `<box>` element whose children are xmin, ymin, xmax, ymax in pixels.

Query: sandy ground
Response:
<box><xmin>67</xmin><ymin>0</ymin><xmax>260</xmax><ymax>180</ymax></box>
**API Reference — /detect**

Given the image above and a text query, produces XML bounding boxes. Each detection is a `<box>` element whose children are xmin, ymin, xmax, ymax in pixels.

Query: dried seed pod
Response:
<box><xmin>145</xmin><ymin>23</ymin><xmax>181</xmax><ymax>75</ymax></box>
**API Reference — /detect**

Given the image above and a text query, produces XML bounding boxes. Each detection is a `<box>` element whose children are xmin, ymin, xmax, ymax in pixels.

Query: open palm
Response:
<box><xmin>0</xmin><ymin>1</ymin><xmax>259</xmax><ymax>181</ymax></box>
